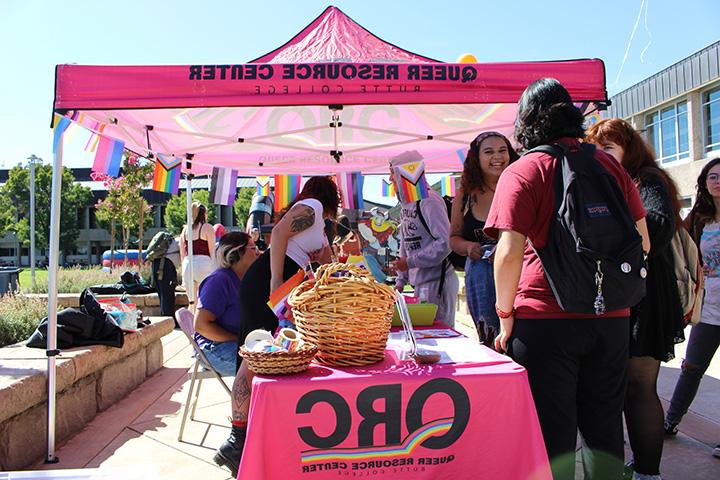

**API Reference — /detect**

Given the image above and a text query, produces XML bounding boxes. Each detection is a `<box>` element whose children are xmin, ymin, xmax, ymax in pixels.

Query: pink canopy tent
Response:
<box><xmin>44</xmin><ymin>5</ymin><xmax>608</xmax><ymax>463</ymax></box>
<box><xmin>53</xmin><ymin>6</ymin><xmax>607</xmax><ymax>176</ymax></box>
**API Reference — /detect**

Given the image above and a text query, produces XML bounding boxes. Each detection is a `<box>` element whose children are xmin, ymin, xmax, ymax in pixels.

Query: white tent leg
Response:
<box><xmin>185</xmin><ymin>175</ymin><xmax>195</xmax><ymax>309</ymax></box>
<box><xmin>45</xmin><ymin>137</ymin><xmax>63</xmax><ymax>464</ymax></box>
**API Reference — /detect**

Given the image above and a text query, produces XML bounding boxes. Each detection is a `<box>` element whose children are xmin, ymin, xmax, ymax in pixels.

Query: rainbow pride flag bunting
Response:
<box><xmin>267</xmin><ymin>269</ymin><xmax>305</xmax><ymax>321</ymax></box>
<box><xmin>273</xmin><ymin>174</ymin><xmax>302</xmax><ymax>212</ymax></box>
<box><xmin>381</xmin><ymin>179</ymin><xmax>395</xmax><ymax>198</ymax></box>
<box><xmin>440</xmin><ymin>176</ymin><xmax>457</xmax><ymax>197</ymax></box>
<box><xmin>256</xmin><ymin>176</ymin><xmax>271</xmax><ymax>196</ymax></box>
<box><xmin>336</xmin><ymin>172</ymin><xmax>364</xmax><ymax>210</ymax></box>
<box><xmin>91</xmin><ymin>134</ymin><xmax>125</xmax><ymax>177</ymax></box>
<box><xmin>393</xmin><ymin>160</ymin><xmax>429</xmax><ymax>203</ymax></box>
<box><xmin>210</xmin><ymin>167</ymin><xmax>238</xmax><ymax>206</ymax></box>
<box><xmin>152</xmin><ymin>154</ymin><xmax>182</xmax><ymax>194</ymax></box>
<box><xmin>85</xmin><ymin>123</ymin><xmax>106</xmax><ymax>153</ymax></box>
<box><xmin>52</xmin><ymin>114</ymin><xmax>72</xmax><ymax>153</ymax></box>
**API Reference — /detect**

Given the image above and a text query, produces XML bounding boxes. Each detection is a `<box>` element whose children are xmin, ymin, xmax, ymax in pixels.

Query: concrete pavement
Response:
<box><xmin>8</xmin><ymin>315</ymin><xmax>717</xmax><ymax>480</ymax></box>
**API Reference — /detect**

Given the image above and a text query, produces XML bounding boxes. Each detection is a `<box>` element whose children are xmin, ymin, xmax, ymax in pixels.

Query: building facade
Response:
<box><xmin>609</xmin><ymin>40</ymin><xmax>720</xmax><ymax>208</ymax></box>
<box><xmin>0</xmin><ymin>168</ymin><xmax>252</xmax><ymax>266</ymax></box>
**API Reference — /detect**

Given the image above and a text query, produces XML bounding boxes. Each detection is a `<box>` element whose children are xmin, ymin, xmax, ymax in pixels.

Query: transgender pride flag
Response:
<box><xmin>440</xmin><ymin>176</ymin><xmax>457</xmax><ymax>197</ymax></box>
<box><xmin>336</xmin><ymin>172</ymin><xmax>364</xmax><ymax>210</ymax></box>
<box><xmin>210</xmin><ymin>167</ymin><xmax>238</xmax><ymax>206</ymax></box>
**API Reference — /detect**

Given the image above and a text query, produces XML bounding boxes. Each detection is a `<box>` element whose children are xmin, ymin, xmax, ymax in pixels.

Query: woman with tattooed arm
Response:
<box><xmin>214</xmin><ymin>176</ymin><xmax>339</xmax><ymax>477</ymax></box>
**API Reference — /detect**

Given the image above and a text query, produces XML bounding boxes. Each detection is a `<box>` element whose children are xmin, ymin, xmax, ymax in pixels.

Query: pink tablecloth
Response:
<box><xmin>238</xmin><ymin>336</ymin><xmax>551</xmax><ymax>480</ymax></box>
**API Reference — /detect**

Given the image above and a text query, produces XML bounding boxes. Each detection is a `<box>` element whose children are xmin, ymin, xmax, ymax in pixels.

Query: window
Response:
<box><xmin>89</xmin><ymin>207</ymin><xmax>97</xmax><ymax>229</ymax></box>
<box><xmin>704</xmin><ymin>86</ymin><xmax>720</xmax><ymax>153</ymax></box>
<box><xmin>645</xmin><ymin>101</ymin><xmax>689</xmax><ymax>163</ymax></box>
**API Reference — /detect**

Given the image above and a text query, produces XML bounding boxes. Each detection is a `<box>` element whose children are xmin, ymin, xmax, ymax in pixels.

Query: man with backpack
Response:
<box><xmin>389</xmin><ymin>151</ymin><xmax>458</xmax><ymax>327</ymax></box>
<box><xmin>146</xmin><ymin>231</ymin><xmax>180</xmax><ymax>316</ymax></box>
<box><xmin>484</xmin><ymin>79</ymin><xmax>650</xmax><ymax>480</ymax></box>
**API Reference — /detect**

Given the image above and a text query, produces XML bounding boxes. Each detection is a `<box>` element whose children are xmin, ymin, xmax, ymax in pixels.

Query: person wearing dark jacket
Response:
<box><xmin>587</xmin><ymin>118</ymin><xmax>685</xmax><ymax>480</ymax></box>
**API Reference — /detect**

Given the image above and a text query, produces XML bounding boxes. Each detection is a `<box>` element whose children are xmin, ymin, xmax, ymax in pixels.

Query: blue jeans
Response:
<box><xmin>465</xmin><ymin>258</ymin><xmax>499</xmax><ymax>340</ymax></box>
<box><xmin>666</xmin><ymin>322</ymin><xmax>720</xmax><ymax>426</ymax></box>
<box><xmin>200</xmin><ymin>340</ymin><xmax>238</xmax><ymax>376</ymax></box>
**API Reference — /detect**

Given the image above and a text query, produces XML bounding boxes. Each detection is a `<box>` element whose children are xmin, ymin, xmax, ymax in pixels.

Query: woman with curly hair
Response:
<box><xmin>587</xmin><ymin>118</ymin><xmax>685</xmax><ymax>480</ymax></box>
<box><xmin>450</xmin><ymin>131</ymin><xmax>518</xmax><ymax>344</ymax></box>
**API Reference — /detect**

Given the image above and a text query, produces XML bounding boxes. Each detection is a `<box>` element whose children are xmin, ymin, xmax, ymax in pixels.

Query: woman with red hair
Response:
<box><xmin>587</xmin><ymin>118</ymin><xmax>685</xmax><ymax>480</ymax></box>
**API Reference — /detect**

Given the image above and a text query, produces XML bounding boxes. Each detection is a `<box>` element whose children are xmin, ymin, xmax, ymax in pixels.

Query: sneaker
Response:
<box><xmin>664</xmin><ymin>419</ymin><xmax>679</xmax><ymax>436</ymax></box>
<box><xmin>713</xmin><ymin>444</ymin><xmax>720</xmax><ymax>458</ymax></box>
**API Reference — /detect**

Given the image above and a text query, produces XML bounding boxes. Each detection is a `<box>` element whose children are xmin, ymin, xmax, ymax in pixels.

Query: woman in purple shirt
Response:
<box><xmin>193</xmin><ymin>231</ymin><xmax>259</xmax><ymax>376</ymax></box>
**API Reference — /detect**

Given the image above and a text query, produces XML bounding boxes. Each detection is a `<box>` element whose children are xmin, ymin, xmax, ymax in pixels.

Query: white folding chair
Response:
<box><xmin>175</xmin><ymin>307</ymin><xmax>232</xmax><ymax>441</ymax></box>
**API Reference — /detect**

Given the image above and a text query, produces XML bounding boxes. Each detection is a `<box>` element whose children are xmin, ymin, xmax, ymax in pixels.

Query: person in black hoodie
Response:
<box><xmin>587</xmin><ymin>118</ymin><xmax>685</xmax><ymax>480</ymax></box>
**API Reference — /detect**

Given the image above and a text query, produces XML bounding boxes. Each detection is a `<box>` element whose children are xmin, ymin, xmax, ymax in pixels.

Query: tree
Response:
<box><xmin>233</xmin><ymin>187</ymin><xmax>256</xmax><ymax>231</ymax></box>
<box><xmin>0</xmin><ymin>164</ymin><xmax>92</xmax><ymax>255</ymax></box>
<box><xmin>164</xmin><ymin>189</ymin><xmax>217</xmax><ymax>235</ymax></box>
<box><xmin>94</xmin><ymin>155</ymin><xmax>154</xmax><ymax>268</ymax></box>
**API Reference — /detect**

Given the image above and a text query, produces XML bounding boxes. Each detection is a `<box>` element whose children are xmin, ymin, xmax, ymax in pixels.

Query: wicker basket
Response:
<box><xmin>288</xmin><ymin>263</ymin><xmax>396</xmax><ymax>367</ymax></box>
<box><xmin>239</xmin><ymin>343</ymin><xmax>318</xmax><ymax>375</ymax></box>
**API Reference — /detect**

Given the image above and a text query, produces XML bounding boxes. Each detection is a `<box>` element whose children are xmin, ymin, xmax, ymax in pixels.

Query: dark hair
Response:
<box><xmin>686</xmin><ymin>157</ymin><xmax>720</xmax><ymax>240</ymax></box>
<box><xmin>215</xmin><ymin>231</ymin><xmax>251</xmax><ymax>268</ymax></box>
<box><xmin>291</xmin><ymin>176</ymin><xmax>340</xmax><ymax>220</ymax></box>
<box><xmin>460</xmin><ymin>132</ymin><xmax>519</xmax><ymax>194</ymax></box>
<box><xmin>586</xmin><ymin>118</ymin><xmax>682</xmax><ymax>229</ymax></box>
<box><xmin>514</xmin><ymin>78</ymin><xmax>586</xmax><ymax>150</ymax></box>
<box><xmin>193</xmin><ymin>204</ymin><xmax>206</xmax><ymax>227</ymax></box>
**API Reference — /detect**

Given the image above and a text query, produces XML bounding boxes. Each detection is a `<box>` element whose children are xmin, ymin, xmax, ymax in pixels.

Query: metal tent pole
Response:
<box><xmin>185</xmin><ymin>173</ymin><xmax>195</xmax><ymax>308</ymax></box>
<box><xmin>45</xmin><ymin>139</ymin><xmax>63</xmax><ymax>464</ymax></box>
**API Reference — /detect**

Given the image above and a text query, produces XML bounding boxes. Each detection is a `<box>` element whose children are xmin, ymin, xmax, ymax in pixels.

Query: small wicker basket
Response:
<box><xmin>288</xmin><ymin>263</ymin><xmax>396</xmax><ymax>367</ymax></box>
<box><xmin>239</xmin><ymin>343</ymin><xmax>318</xmax><ymax>375</ymax></box>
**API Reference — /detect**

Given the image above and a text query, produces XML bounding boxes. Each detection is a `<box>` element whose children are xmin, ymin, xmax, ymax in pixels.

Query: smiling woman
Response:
<box><xmin>449</xmin><ymin>132</ymin><xmax>518</xmax><ymax>345</ymax></box>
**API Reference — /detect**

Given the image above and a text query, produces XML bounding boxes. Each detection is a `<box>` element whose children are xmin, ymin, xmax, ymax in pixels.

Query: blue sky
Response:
<box><xmin>0</xmin><ymin>0</ymin><xmax>718</xmax><ymax>203</ymax></box>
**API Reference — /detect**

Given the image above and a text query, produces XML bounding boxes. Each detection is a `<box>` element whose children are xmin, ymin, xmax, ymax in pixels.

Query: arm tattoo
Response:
<box><xmin>290</xmin><ymin>205</ymin><xmax>315</xmax><ymax>233</ymax></box>
<box><xmin>231</xmin><ymin>373</ymin><xmax>252</xmax><ymax>422</ymax></box>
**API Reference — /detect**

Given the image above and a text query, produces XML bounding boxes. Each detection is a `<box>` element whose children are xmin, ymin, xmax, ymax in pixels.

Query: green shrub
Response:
<box><xmin>0</xmin><ymin>294</ymin><xmax>47</xmax><ymax>347</ymax></box>
<box><xmin>23</xmin><ymin>265</ymin><xmax>152</xmax><ymax>294</ymax></box>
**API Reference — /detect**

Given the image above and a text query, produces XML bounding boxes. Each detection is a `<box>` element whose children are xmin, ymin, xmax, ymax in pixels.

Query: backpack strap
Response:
<box><xmin>415</xmin><ymin>200</ymin><xmax>448</xmax><ymax>297</ymax></box>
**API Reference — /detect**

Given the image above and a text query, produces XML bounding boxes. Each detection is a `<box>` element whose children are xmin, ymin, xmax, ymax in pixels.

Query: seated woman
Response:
<box><xmin>193</xmin><ymin>232</ymin><xmax>259</xmax><ymax>376</ymax></box>
<box><xmin>213</xmin><ymin>177</ymin><xmax>339</xmax><ymax>478</ymax></box>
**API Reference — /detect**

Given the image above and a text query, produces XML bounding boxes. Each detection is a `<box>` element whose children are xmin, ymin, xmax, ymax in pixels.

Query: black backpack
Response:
<box><xmin>529</xmin><ymin>143</ymin><xmax>647</xmax><ymax>315</ymax></box>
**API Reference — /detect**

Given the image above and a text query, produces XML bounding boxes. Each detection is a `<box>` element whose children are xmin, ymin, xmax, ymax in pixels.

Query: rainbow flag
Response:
<box><xmin>267</xmin><ymin>269</ymin><xmax>305</xmax><ymax>321</ymax></box>
<box><xmin>273</xmin><ymin>174</ymin><xmax>302</xmax><ymax>212</ymax></box>
<box><xmin>52</xmin><ymin>114</ymin><xmax>72</xmax><ymax>153</ymax></box>
<box><xmin>152</xmin><ymin>154</ymin><xmax>182</xmax><ymax>194</ymax></box>
<box><xmin>381</xmin><ymin>179</ymin><xmax>396</xmax><ymax>198</ymax></box>
<box><xmin>91</xmin><ymin>134</ymin><xmax>125</xmax><ymax>177</ymax></box>
<box><xmin>393</xmin><ymin>160</ymin><xmax>429</xmax><ymax>203</ymax></box>
<box><xmin>256</xmin><ymin>176</ymin><xmax>271</xmax><ymax>196</ymax></box>
<box><xmin>440</xmin><ymin>176</ymin><xmax>457</xmax><ymax>197</ymax></box>
<box><xmin>336</xmin><ymin>172</ymin><xmax>364</xmax><ymax>210</ymax></box>
<box><xmin>210</xmin><ymin>167</ymin><xmax>238</xmax><ymax>206</ymax></box>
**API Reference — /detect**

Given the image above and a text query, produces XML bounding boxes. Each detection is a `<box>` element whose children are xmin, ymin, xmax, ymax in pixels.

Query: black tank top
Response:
<box><xmin>462</xmin><ymin>209</ymin><xmax>495</xmax><ymax>245</ymax></box>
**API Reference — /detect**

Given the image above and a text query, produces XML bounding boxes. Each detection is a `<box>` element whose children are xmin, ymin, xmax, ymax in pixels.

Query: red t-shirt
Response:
<box><xmin>484</xmin><ymin>138</ymin><xmax>646</xmax><ymax>319</ymax></box>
